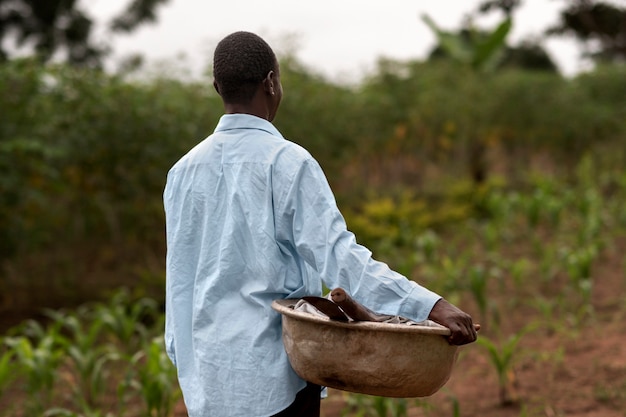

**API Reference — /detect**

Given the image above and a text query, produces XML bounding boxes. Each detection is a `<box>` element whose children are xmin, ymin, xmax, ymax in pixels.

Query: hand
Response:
<box><xmin>428</xmin><ymin>298</ymin><xmax>478</xmax><ymax>345</ymax></box>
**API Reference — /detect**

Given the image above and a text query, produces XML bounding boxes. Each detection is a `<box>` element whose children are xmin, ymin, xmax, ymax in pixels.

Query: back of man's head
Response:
<box><xmin>213</xmin><ymin>31</ymin><xmax>277</xmax><ymax>104</ymax></box>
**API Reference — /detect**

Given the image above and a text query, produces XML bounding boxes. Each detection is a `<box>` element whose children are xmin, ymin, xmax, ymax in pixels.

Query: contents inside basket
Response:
<box><xmin>295</xmin><ymin>287</ymin><xmax>440</xmax><ymax>326</ymax></box>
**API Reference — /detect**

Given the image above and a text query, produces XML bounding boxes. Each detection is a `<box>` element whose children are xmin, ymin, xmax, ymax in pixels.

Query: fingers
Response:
<box><xmin>447</xmin><ymin>320</ymin><xmax>479</xmax><ymax>346</ymax></box>
<box><xmin>428</xmin><ymin>299</ymin><xmax>480</xmax><ymax>346</ymax></box>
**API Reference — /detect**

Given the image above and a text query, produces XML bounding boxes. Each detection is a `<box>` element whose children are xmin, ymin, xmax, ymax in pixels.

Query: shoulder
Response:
<box><xmin>271</xmin><ymin>138</ymin><xmax>323</xmax><ymax>179</ymax></box>
<box><xmin>275</xmin><ymin>137</ymin><xmax>313</xmax><ymax>161</ymax></box>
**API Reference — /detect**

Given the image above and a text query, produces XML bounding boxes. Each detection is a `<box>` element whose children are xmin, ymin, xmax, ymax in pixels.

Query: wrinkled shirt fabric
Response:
<box><xmin>163</xmin><ymin>114</ymin><xmax>441</xmax><ymax>417</ymax></box>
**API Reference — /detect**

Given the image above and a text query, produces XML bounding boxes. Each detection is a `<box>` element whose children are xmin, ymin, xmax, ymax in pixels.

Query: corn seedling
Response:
<box><xmin>124</xmin><ymin>337</ymin><xmax>180</xmax><ymax>417</ymax></box>
<box><xmin>371</xmin><ymin>396</ymin><xmax>408</xmax><ymax>417</ymax></box>
<box><xmin>0</xmin><ymin>343</ymin><xmax>16</xmax><ymax>401</ymax></box>
<box><xmin>481</xmin><ymin>187</ymin><xmax>510</xmax><ymax>223</ymax></box>
<box><xmin>538</xmin><ymin>245</ymin><xmax>560</xmax><ymax>286</ymax></box>
<box><xmin>528</xmin><ymin>296</ymin><xmax>565</xmax><ymax>335</ymax></box>
<box><xmin>467</xmin><ymin>264</ymin><xmax>490</xmax><ymax>320</ymax></box>
<box><xmin>508</xmin><ymin>258</ymin><xmax>532</xmax><ymax>289</ymax></box>
<box><xmin>342</xmin><ymin>394</ymin><xmax>413</xmax><ymax>417</ymax></box>
<box><xmin>560</xmin><ymin>244</ymin><xmax>598</xmax><ymax>320</ymax></box>
<box><xmin>448</xmin><ymin>394</ymin><xmax>460</xmax><ymax>417</ymax></box>
<box><xmin>545</xmin><ymin>197</ymin><xmax>564</xmax><ymax>229</ymax></box>
<box><xmin>94</xmin><ymin>289</ymin><xmax>160</xmax><ymax>352</ymax></box>
<box><xmin>476</xmin><ymin>323</ymin><xmax>536</xmax><ymax>406</ymax></box>
<box><xmin>43</xmin><ymin>408</ymin><xmax>115</xmax><ymax>417</ymax></box>
<box><xmin>439</xmin><ymin>254</ymin><xmax>469</xmax><ymax>296</ymax></box>
<box><xmin>482</xmin><ymin>221</ymin><xmax>501</xmax><ymax>252</ymax></box>
<box><xmin>45</xmin><ymin>308</ymin><xmax>120</xmax><ymax>410</ymax></box>
<box><xmin>414</xmin><ymin>229</ymin><xmax>440</xmax><ymax>263</ymax></box>
<box><xmin>5</xmin><ymin>330</ymin><xmax>65</xmax><ymax>415</ymax></box>
<box><xmin>524</xmin><ymin>188</ymin><xmax>546</xmax><ymax>228</ymax></box>
<box><xmin>342</xmin><ymin>393</ymin><xmax>369</xmax><ymax>417</ymax></box>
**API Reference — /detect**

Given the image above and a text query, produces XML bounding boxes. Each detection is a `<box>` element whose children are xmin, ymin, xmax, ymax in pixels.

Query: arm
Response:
<box><xmin>275</xmin><ymin>156</ymin><xmax>440</xmax><ymax>322</ymax></box>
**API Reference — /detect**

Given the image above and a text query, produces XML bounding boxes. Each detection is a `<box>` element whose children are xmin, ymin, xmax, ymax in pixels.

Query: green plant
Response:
<box><xmin>123</xmin><ymin>337</ymin><xmax>180</xmax><ymax>417</ymax></box>
<box><xmin>421</xmin><ymin>14</ymin><xmax>512</xmax><ymax>73</ymax></box>
<box><xmin>414</xmin><ymin>229</ymin><xmax>441</xmax><ymax>263</ymax></box>
<box><xmin>43</xmin><ymin>408</ymin><xmax>115</xmax><ymax>417</ymax></box>
<box><xmin>439</xmin><ymin>254</ymin><xmax>469</xmax><ymax>296</ymax></box>
<box><xmin>45</xmin><ymin>308</ymin><xmax>120</xmax><ymax>410</ymax></box>
<box><xmin>482</xmin><ymin>221</ymin><xmax>501</xmax><ymax>252</ymax></box>
<box><xmin>476</xmin><ymin>323</ymin><xmax>536</xmax><ymax>406</ymax></box>
<box><xmin>5</xmin><ymin>321</ymin><xmax>66</xmax><ymax>415</ymax></box>
<box><xmin>94</xmin><ymin>289</ymin><xmax>160</xmax><ymax>352</ymax></box>
<box><xmin>467</xmin><ymin>264</ymin><xmax>490</xmax><ymax>321</ymax></box>
<box><xmin>0</xmin><ymin>342</ymin><xmax>16</xmax><ymax>401</ymax></box>
<box><xmin>508</xmin><ymin>258</ymin><xmax>532</xmax><ymax>289</ymax></box>
<box><xmin>528</xmin><ymin>296</ymin><xmax>564</xmax><ymax>335</ymax></box>
<box><xmin>447</xmin><ymin>392</ymin><xmax>460</xmax><ymax>417</ymax></box>
<box><xmin>560</xmin><ymin>244</ymin><xmax>599</xmax><ymax>319</ymax></box>
<box><xmin>342</xmin><ymin>394</ymin><xmax>416</xmax><ymax>417</ymax></box>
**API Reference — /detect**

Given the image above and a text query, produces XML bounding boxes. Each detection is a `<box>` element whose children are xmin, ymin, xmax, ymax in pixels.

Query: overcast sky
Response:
<box><xmin>90</xmin><ymin>0</ymin><xmax>625</xmax><ymax>82</ymax></box>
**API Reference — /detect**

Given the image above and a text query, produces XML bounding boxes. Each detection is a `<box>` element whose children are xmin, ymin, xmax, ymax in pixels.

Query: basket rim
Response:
<box><xmin>272</xmin><ymin>298</ymin><xmax>452</xmax><ymax>336</ymax></box>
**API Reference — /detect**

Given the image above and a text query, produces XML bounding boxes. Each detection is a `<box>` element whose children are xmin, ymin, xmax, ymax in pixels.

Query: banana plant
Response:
<box><xmin>421</xmin><ymin>14</ymin><xmax>512</xmax><ymax>73</ymax></box>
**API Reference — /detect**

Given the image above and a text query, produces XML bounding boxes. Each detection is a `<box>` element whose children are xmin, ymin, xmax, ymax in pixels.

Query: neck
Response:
<box><xmin>223</xmin><ymin>86</ymin><xmax>273</xmax><ymax>121</ymax></box>
<box><xmin>223</xmin><ymin>103</ymin><xmax>270</xmax><ymax>121</ymax></box>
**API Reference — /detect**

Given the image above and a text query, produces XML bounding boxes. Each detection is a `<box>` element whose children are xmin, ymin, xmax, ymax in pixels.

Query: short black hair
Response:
<box><xmin>213</xmin><ymin>31</ymin><xmax>277</xmax><ymax>104</ymax></box>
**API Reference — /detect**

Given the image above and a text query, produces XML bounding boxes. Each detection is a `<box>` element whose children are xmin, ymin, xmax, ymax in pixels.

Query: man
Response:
<box><xmin>164</xmin><ymin>31</ymin><xmax>477</xmax><ymax>417</ymax></box>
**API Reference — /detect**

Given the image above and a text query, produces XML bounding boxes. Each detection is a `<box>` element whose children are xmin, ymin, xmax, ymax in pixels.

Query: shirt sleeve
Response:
<box><xmin>275</xmin><ymin>157</ymin><xmax>441</xmax><ymax>322</ymax></box>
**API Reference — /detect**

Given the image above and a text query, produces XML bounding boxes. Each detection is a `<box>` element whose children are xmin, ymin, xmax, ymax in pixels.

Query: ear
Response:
<box><xmin>263</xmin><ymin>71</ymin><xmax>275</xmax><ymax>96</ymax></box>
<box><xmin>213</xmin><ymin>80</ymin><xmax>221</xmax><ymax>96</ymax></box>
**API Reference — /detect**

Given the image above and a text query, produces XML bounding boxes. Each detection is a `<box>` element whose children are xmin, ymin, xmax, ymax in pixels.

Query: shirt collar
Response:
<box><xmin>214</xmin><ymin>114</ymin><xmax>284</xmax><ymax>139</ymax></box>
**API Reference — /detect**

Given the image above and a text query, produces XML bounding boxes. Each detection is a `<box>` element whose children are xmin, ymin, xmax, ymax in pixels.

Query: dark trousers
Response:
<box><xmin>271</xmin><ymin>382</ymin><xmax>321</xmax><ymax>417</ymax></box>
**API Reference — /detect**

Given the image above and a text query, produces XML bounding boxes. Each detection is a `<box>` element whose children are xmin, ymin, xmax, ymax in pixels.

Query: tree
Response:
<box><xmin>499</xmin><ymin>42</ymin><xmax>558</xmax><ymax>72</ymax></box>
<box><xmin>0</xmin><ymin>0</ymin><xmax>170</xmax><ymax>67</ymax></box>
<box><xmin>546</xmin><ymin>0</ymin><xmax>626</xmax><ymax>63</ymax></box>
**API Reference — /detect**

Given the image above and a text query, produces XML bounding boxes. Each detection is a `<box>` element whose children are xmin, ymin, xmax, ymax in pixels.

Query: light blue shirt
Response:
<box><xmin>163</xmin><ymin>114</ymin><xmax>441</xmax><ymax>417</ymax></box>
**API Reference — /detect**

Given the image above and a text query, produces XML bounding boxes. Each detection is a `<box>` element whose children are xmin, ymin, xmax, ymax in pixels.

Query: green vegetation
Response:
<box><xmin>1</xmin><ymin>291</ymin><xmax>174</xmax><ymax>416</ymax></box>
<box><xmin>1</xmin><ymin>51</ymin><xmax>625</xmax><ymax>415</ymax></box>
